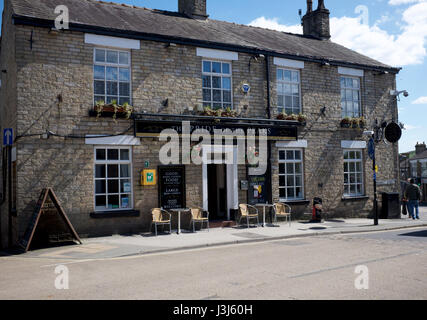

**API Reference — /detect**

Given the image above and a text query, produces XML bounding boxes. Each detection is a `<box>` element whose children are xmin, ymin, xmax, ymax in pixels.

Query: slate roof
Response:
<box><xmin>9</xmin><ymin>0</ymin><xmax>400</xmax><ymax>73</ymax></box>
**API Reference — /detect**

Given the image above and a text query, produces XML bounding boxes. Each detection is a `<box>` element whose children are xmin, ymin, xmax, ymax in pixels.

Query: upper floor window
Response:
<box><xmin>344</xmin><ymin>150</ymin><xmax>364</xmax><ymax>197</ymax></box>
<box><xmin>93</xmin><ymin>48</ymin><xmax>131</xmax><ymax>106</ymax></box>
<box><xmin>411</xmin><ymin>162</ymin><xmax>418</xmax><ymax>177</ymax></box>
<box><xmin>341</xmin><ymin>76</ymin><xmax>361</xmax><ymax>118</ymax></box>
<box><xmin>277</xmin><ymin>69</ymin><xmax>301</xmax><ymax>114</ymax></box>
<box><xmin>279</xmin><ymin>149</ymin><xmax>304</xmax><ymax>200</ymax></box>
<box><xmin>422</xmin><ymin>162</ymin><xmax>427</xmax><ymax>177</ymax></box>
<box><xmin>202</xmin><ymin>60</ymin><xmax>232</xmax><ymax>109</ymax></box>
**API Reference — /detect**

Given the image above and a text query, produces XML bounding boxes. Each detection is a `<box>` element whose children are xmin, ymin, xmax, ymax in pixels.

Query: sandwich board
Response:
<box><xmin>19</xmin><ymin>188</ymin><xmax>82</xmax><ymax>252</ymax></box>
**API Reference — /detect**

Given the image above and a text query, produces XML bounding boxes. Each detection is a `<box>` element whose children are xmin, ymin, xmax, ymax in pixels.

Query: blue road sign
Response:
<box><xmin>3</xmin><ymin>128</ymin><xmax>13</xmax><ymax>146</ymax></box>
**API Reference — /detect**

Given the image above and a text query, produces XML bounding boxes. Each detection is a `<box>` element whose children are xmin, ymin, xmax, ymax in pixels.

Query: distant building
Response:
<box><xmin>400</xmin><ymin>142</ymin><xmax>426</xmax><ymax>202</ymax></box>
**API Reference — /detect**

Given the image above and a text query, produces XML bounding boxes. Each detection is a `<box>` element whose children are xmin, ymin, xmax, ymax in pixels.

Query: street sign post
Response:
<box><xmin>3</xmin><ymin>128</ymin><xmax>13</xmax><ymax>146</ymax></box>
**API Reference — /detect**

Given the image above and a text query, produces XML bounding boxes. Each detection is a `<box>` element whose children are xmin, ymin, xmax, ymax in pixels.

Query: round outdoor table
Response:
<box><xmin>170</xmin><ymin>208</ymin><xmax>190</xmax><ymax>234</ymax></box>
<box><xmin>255</xmin><ymin>204</ymin><xmax>274</xmax><ymax>227</ymax></box>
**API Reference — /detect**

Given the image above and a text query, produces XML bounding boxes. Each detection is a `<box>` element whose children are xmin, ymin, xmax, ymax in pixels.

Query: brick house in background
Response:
<box><xmin>0</xmin><ymin>0</ymin><xmax>402</xmax><ymax>248</ymax></box>
<box><xmin>401</xmin><ymin>143</ymin><xmax>427</xmax><ymax>202</ymax></box>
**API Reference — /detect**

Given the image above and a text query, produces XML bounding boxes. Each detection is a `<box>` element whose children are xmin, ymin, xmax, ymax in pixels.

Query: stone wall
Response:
<box><xmin>0</xmin><ymin>22</ymin><xmax>400</xmax><ymax>242</ymax></box>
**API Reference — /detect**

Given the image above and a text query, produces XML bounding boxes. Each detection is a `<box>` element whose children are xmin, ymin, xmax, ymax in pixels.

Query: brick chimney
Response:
<box><xmin>178</xmin><ymin>0</ymin><xmax>208</xmax><ymax>20</ymax></box>
<box><xmin>415</xmin><ymin>142</ymin><xmax>427</xmax><ymax>155</ymax></box>
<box><xmin>302</xmin><ymin>0</ymin><xmax>331</xmax><ymax>40</ymax></box>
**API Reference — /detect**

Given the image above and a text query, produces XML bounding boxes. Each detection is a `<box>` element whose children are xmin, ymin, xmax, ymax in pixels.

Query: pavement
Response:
<box><xmin>3</xmin><ymin>206</ymin><xmax>426</xmax><ymax>261</ymax></box>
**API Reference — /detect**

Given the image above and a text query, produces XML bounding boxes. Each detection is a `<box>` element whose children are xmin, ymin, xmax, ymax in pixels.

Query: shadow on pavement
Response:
<box><xmin>0</xmin><ymin>241</ymin><xmax>78</xmax><ymax>257</ymax></box>
<box><xmin>399</xmin><ymin>229</ymin><xmax>427</xmax><ymax>238</ymax></box>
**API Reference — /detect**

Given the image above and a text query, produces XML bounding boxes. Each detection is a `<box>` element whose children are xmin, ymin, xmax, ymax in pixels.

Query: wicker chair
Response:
<box><xmin>273</xmin><ymin>203</ymin><xmax>292</xmax><ymax>226</ymax></box>
<box><xmin>151</xmin><ymin>208</ymin><xmax>172</xmax><ymax>236</ymax></box>
<box><xmin>189</xmin><ymin>207</ymin><xmax>209</xmax><ymax>232</ymax></box>
<box><xmin>238</xmin><ymin>204</ymin><xmax>259</xmax><ymax>228</ymax></box>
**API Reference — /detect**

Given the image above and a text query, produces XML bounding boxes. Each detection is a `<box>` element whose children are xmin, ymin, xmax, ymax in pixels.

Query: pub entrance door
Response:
<box><xmin>202</xmin><ymin>145</ymin><xmax>238</xmax><ymax>221</ymax></box>
<box><xmin>207</xmin><ymin>164</ymin><xmax>227</xmax><ymax>221</ymax></box>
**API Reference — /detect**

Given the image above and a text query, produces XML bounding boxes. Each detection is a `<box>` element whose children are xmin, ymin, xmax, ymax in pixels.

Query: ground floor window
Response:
<box><xmin>278</xmin><ymin>149</ymin><xmax>304</xmax><ymax>200</ymax></box>
<box><xmin>343</xmin><ymin>149</ymin><xmax>364</xmax><ymax>197</ymax></box>
<box><xmin>94</xmin><ymin>147</ymin><xmax>133</xmax><ymax>211</ymax></box>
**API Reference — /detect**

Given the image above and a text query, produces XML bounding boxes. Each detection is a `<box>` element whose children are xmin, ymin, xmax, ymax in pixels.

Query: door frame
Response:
<box><xmin>202</xmin><ymin>145</ymin><xmax>238</xmax><ymax>220</ymax></box>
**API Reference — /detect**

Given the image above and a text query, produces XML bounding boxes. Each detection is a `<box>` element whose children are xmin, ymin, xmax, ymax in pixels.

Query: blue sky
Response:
<box><xmin>1</xmin><ymin>0</ymin><xmax>426</xmax><ymax>152</ymax></box>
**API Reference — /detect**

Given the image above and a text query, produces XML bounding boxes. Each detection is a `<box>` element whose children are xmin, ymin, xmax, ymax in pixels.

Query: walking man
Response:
<box><xmin>404</xmin><ymin>179</ymin><xmax>422</xmax><ymax>220</ymax></box>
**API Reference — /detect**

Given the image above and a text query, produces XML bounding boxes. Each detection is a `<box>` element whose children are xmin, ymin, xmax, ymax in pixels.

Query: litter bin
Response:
<box><xmin>381</xmin><ymin>192</ymin><xmax>401</xmax><ymax>219</ymax></box>
<box><xmin>310</xmin><ymin>197</ymin><xmax>323</xmax><ymax>223</ymax></box>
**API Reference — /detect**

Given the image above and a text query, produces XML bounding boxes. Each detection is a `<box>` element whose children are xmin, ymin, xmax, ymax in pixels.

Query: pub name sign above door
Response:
<box><xmin>134</xmin><ymin>119</ymin><xmax>298</xmax><ymax>141</ymax></box>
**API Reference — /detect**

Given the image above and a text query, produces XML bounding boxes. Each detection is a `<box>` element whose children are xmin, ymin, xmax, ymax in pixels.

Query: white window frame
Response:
<box><xmin>343</xmin><ymin>149</ymin><xmax>365</xmax><ymax>197</ymax></box>
<box><xmin>277</xmin><ymin>68</ymin><xmax>301</xmax><ymax>115</ymax></box>
<box><xmin>94</xmin><ymin>146</ymin><xmax>133</xmax><ymax>212</ymax></box>
<box><xmin>278</xmin><ymin>149</ymin><xmax>305</xmax><ymax>201</ymax></box>
<box><xmin>410</xmin><ymin>161</ymin><xmax>418</xmax><ymax>177</ymax></box>
<box><xmin>341</xmin><ymin>76</ymin><xmax>361</xmax><ymax>118</ymax></box>
<box><xmin>93</xmin><ymin>48</ymin><xmax>132</xmax><ymax>106</ymax></box>
<box><xmin>421</xmin><ymin>162</ymin><xmax>427</xmax><ymax>177</ymax></box>
<box><xmin>202</xmin><ymin>59</ymin><xmax>233</xmax><ymax>109</ymax></box>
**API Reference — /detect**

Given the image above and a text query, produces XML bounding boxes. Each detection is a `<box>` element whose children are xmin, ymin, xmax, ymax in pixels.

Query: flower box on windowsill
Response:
<box><xmin>277</xmin><ymin>113</ymin><xmax>307</xmax><ymax>126</ymax></box>
<box><xmin>199</xmin><ymin>107</ymin><xmax>238</xmax><ymax>118</ymax></box>
<box><xmin>90</xmin><ymin>102</ymin><xmax>134</xmax><ymax>120</ymax></box>
<box><xmin>341</xmin><ymin>117</ymin><xmax>367</xmax><ymax>129</ymax></box>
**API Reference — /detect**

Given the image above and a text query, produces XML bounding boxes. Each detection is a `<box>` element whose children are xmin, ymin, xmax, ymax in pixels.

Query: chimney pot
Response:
<box><xmin>178</xmin><ymin>0</ymin><xmax>208</xmax><ymax>20</ymax></box>
<box><xmin>307</xmin><ymin>0</ymin><xmax>313</xmax><ymax>13</ymax></box>
<box><xmin>302</xmin><ymin>0</ymin><xmax>331</xmax><ymax>40</ymax></box>
<box><xmin>415</xmin><ymin>142</ymin><xmax>427</xmax><ymax>155</ymax></box>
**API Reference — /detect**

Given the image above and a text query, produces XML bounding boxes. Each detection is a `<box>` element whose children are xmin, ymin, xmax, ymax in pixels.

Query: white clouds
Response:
<box><xmin>412</xmin><ymin>96</ymin><xmax>427</xmax><ymax>104</ymax></box>
<box><xmin>404</xmin><ymin>124</ymin><xmax>421</xmax><ymax>130</ymax></box>
<box><xmin>388</xmin><ymin>0</ymin><xmax>426</xmax><ymax>5</ymax></box>
<box><xmin>248</xmin><ymin>17</ymin><xmax>302</xmax><ymax>34</ymax></box>
<box><xmin>248</xmin><ymin>1</ymin><xmax>427</xmax><ymax>67</ymax></box>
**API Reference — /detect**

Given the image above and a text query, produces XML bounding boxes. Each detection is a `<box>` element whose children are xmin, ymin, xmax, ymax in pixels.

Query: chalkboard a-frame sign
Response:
<box><xmin>158</xmin><ymin>165</ymin><xmax>186</xmax><ymax>210</ymax></box>
<box><xmin>19</xmin><ymin>188</ymin><xmax>82</xmax><ymax>252</ymax></box>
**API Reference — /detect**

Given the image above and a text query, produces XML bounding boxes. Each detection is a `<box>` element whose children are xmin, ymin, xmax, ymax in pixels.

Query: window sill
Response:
<box><xmin>341</xmin><ymin>196</ymin><xmax>369</xmax><ymax>202</ymax></box>
<box><xmin>90</xmin><ymin>210</ymin><xmax>140</xmax><ymax>219</ymax></box>
<box><xmin>280</xmin><ymin>199</ymin><xmax>311</xmax><ymax>206</ymax></box>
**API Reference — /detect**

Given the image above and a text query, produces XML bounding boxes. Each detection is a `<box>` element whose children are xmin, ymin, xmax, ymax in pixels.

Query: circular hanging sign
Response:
<box><xmin>384</xmin><ymin>122</ymin><xmax>402</xmax><ymax>143</ymax></box>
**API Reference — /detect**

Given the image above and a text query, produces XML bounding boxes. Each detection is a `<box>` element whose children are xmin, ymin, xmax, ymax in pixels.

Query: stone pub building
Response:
<box><xmin>0</xmin><ymin>0</ymin><xmax>401</xmax><ymax>248</ymax></box>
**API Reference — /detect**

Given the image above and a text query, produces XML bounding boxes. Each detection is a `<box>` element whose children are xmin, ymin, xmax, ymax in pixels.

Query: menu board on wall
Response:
<box><xmin>158</xmin><ymin>166</ymin><xmax>186</xmax><ymax>210</ymax></box>
<box><xmin>248</xmin><ymin>175</ymin><xmax>268</xmax><ymax>205</ymax></box>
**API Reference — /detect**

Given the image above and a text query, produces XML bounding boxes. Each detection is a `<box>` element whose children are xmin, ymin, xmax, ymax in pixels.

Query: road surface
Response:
<box><xmin>1</xmin><ymin>227</ymin><xmax>426</xmax><ymax>300</ymax></box>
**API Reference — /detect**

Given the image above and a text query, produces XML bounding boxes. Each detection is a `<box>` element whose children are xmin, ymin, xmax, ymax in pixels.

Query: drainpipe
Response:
<box><xmin>7</xmin><ymin>146</ymin><xmax>12</xmax><ymax>247</ymax></box>
<box><xmin>265</xmin><ymin>54</ymin><xmax>271</xmax><ymax>118</ymax></box>
<box><xmin>265</xmin><ymin>55</ymin><xmax>273</xmax><ymax>205</ymax></box>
